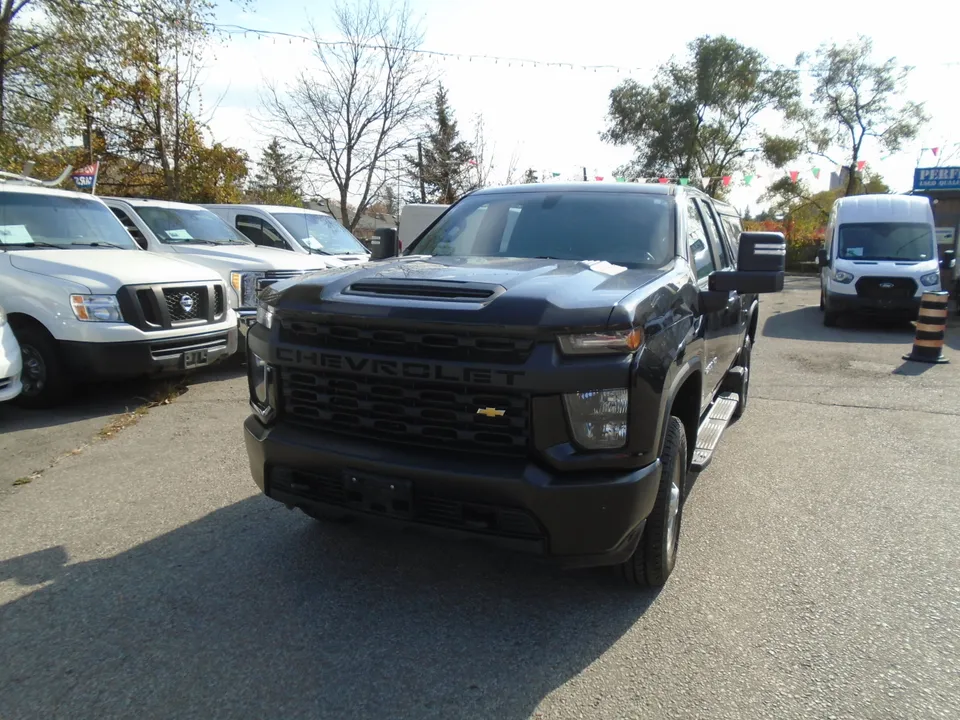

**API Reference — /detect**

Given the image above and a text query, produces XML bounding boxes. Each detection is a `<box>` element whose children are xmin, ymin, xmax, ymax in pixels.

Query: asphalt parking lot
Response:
<box><xmin>1</xmin><ymin>276</ymin><xmax>958</xmax><ymax>720</ymax></box>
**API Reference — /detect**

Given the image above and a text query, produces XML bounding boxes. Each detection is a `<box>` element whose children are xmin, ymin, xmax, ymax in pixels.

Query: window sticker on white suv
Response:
<box><xmin>301</xmin><ymin>237</ymin><xmax>323</xmax><ymax>250</ymax></box>
<box><xmin>0</xmin><ymin>224</ymin><xmax>34</xmax><ymax>244</ymax></box>
<box><xmin>166</xmin><ymin>229</ymin><xmax>193</xmax><ymax>240</ymax></box>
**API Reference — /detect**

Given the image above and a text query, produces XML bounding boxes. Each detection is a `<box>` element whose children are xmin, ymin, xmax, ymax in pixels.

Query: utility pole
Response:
<box><xmin>582</xmin><ymin>166</ymin><xmax>587</xmax><ymax>182</ymax></box>
<box><xmin>84</xmin><ymin>109</ymin><xmax>94</xmax><ymax>164</ymax></box>
<box><xmin>417</xmin><ymin>139</ymin><xmax>426</xmax><ymax>203</ymax></box>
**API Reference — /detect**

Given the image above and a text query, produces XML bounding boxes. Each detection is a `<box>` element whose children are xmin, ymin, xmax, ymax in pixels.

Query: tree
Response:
<box><xmin>602</xmin><ymin>35</ymin><xmax>801</xmax><ymax>197</ymax></box>
<box><xmin>380</xmin><ymin>185</ymin><xmax>398</xmax><ymax>215</ymax></box>
<box><xmin>261</xmin><ymin>0</ymin><xmax>432</xmax><ymax>231</ymax></box>
<box><xmin>249</xmin><ymin>138</ymin><xmax>302</xmax><ymax>206</ymax></box>
<box><xmin>404</xmin><ymin>83</ymin><xmax>476</xmax><ymax>204</ymax></box>
<box><xmin>798</xmin><ymin>36</ymin><xmax>927</xmax><ymax>196</ymax></box>
<box><xmin>521</xmin><ymin>168</ymin><xmax>538</xmax><ymax>184</ymax></box>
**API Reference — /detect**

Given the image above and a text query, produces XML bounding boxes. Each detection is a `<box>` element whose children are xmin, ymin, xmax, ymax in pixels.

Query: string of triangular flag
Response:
<box><xmin>542</xmin><ymin>162</ymin><xmax>872</xmax><ymax>187</ymax></box>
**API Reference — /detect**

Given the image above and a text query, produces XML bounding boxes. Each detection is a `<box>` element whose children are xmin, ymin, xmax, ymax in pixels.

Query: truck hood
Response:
<box><xmin>8</xmin><ymin>249</ymin><xmax>221</xmax><ymax>294</ymax></box>
<box><xmin>168</xmin><ymin>243</ymin><xmax>343</xmax><ymax>272</ymax></box>
<box><xmin>269</xmin><ymin>255</ymin><xmax>669</xmax><ymax>329</ymax></box>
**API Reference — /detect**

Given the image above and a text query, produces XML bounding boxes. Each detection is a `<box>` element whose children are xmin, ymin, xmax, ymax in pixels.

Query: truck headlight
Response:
<box><xmin>256</xmin><ymin>300</ymin><xmax>275</xmax><ymax>329</ymax></box>
<box><xmin>920</xmin><ymin>272</ymin><xmax>940</xmax><ymax>287</ymax></box>
<box><xmin>557</xmin><ymin>329</ymin><xmax>643</xmax><ymax>355</ymax></box>
<box><xmin>69</xmin><ymin>294</ymin><xmax>124</xmax><ymax>322</ymax></box>
<box><xmin>563</xmin><ymin>388</ymin><xmax>629</xmax><ymax>449</ymax></box>
<box><xmin>248</xmin><ymin>350</ymin><xmax>276</xmax><ymax>423</ymax></box>
<box><xmin>230</xmin><ymin>271</ymin><xmax>265</xmax><ymax>307</ymax></box>
<box><xmin>832</xmin><ymin>270</ymin><xmax>854</xmax><ymax>284</ymax></box>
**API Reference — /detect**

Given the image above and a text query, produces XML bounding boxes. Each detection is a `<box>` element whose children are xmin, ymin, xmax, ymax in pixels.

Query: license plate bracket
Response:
<box><xmin>182</xmin><ymin>349</ymin><xmax>210</xmax><ymax>369</ymax></box>
<box><xmin>343</xmin><ymin>471</ymin><xmax>413</xmax><ymax>519</ymax></box>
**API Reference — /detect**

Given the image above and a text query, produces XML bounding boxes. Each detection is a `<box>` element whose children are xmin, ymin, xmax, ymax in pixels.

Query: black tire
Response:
<box><xmin>819</xmin><ymin>287</ymin><xmax>825</xmax><ymax>311</ymax></box>
<box><xmin>618</xmin><ymin>416</ymin><xmax>688</xmax><ymax>588</ymax></box>
<box><xmin>733</xmin><ymin>338</ymin><xmax>751</xmax><ymax>419</ymax></box>
<box><xmin>11</xmin><ymin>324</ymin><xmax>72</xmax><ymax>409</ymax></box>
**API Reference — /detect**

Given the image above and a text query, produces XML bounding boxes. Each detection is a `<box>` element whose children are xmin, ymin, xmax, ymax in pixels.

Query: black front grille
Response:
<box><xmin>163</xmin><ymin>288</ymin><xmax>204</xmax><ymax>322</ymax></box>
<box><xmin>270</xmin><ymin>467</ymin><xmax>543</xmax><ymax>540</ymax></box>
<box><xmin>280</xmin><ymin>368</ymin><xmax>530</xmax><ymax>456</ymax></box>
<box><xmin>279</xmin><ymin>319</ymin><xmax>535</xmax><ymax>364</ymax></box>
<box><xmin>118</xmin><ymin>282</ymin><xmax>228</xmax><ymax>331</ymax></box>
<box><xmin>855</xmin><ymin>276</ymin><xmax>918</xmax><ymax>300</ymax></box>
<box><xmin>257</xmin><ymin>270</ymin><xmax>305</xmax><ymax>292</ymax></box>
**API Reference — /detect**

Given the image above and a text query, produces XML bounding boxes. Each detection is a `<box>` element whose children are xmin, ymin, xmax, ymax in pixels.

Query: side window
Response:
<box><xmin>236</xmin><ymin>215</ymin><xmax>286</xmax><ymax>249</ymax></box>
<box><xmin>721</xmin><ymin>215</ymin><xmax>742</xmax><ymax>265</ymax></box>
<box><xmin>685</xmin><ymin>201</ymin><xmax>716</xmax><ymax>281</ymax></box>
<box><xmin>696</xmin><ymin>199</ymin><xmax>730</xmax><ymax>269</ymax></box>
<box><xmin>110</xmin><ymin>207</ymin><xmax>148</xmax><ymax>249</ymax></box>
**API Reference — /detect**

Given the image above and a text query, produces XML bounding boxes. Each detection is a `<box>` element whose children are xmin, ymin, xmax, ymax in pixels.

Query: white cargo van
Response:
<box><xmin>202</xmin><ymin>204</ymin><xmax>371</xmax><ymax>265</ymax></box>
<box><xmin>102</xmin><ymin>198</ymin><xmax>339</xmax><ymax>346</ymax></box>
<box><xmin>817</xmin><ymin>195</ymin><xmax>941</xmax><ymax>326</ymax></box>
<box><xmin>0</xmin><ymin>304</ymin><xmax>22</xmax><ymax>403</ymax></box>
<box><xmin>399</xmin><ymin>203</ymin><xmax>449</xmax><ymax>249</ymax></box>
<box><xmin>1</xmin><ymin>181</ymin><xmax>237</xmax><ymax>408</ymax></box>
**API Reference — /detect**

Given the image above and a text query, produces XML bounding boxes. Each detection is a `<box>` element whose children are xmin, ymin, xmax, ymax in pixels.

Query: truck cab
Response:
<box><xmin>243</xmin><ymin>183</ymin><xmax>785</xmax><ymax>587</ymax></box>
<box><xmin>202</xmin><ymin>204</ymin><xmax>372</xmax><ymax>266</ymax></box>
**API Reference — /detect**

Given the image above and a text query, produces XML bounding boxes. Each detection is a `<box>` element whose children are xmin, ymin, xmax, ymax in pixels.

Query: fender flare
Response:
<box><xmin>656</xmin><ymin>353</ymin><xmax>702</xmax><ymax>456</ymax></box>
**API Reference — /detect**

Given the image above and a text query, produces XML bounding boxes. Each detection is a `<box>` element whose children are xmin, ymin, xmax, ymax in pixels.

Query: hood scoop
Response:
<box><xmin>343</xmin><ymin>279</ymin><xmax>503</xmax><ymax>302</ymax></box>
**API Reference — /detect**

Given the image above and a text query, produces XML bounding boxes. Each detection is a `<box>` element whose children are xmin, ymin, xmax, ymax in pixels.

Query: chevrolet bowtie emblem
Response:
<box><xmin>476</xmin><ymin>407</ymin><xmax>506</xmax><ymax>418</ymax></box>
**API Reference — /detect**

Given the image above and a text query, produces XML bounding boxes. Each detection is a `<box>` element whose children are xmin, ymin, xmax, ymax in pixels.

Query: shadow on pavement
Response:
<box><xmin>0</xmin><ymin>361</ymin><xmax>245</xmax><ymax>434</ymax></box>
<box><xmin>762</xmin><ymin>306</ymin><xmax>915</xmax><ymax>345</ymax></box>
<box><xmin>0</xmin><ymin>497</ymin><xmax>654</xmax><ymax>720</ymax></box>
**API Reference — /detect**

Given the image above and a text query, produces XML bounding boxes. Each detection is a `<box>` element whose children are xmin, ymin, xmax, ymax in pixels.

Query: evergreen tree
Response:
<box><xmin>521</xmin><ymin>168</ymin><xmax>538</xmax><ymax>184</ymax></box>
<box><xmin>405</xmin><ymin>84</ymin><xmax>476</xmax><ymax>204</ymax></box>
<box><xmin>249</xmin><ymin>138</ymin><xmax>302</xmax><ymax>206</ymax></box>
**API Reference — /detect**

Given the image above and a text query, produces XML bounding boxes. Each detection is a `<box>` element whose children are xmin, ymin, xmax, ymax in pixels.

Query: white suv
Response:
<box><xmin>0</xmin><ymin>304</ymin><xmax>22</xmax><ymax>403</ymax></box>
<box><xmin>0</xmin><ymin>182</ymin><xmax>237</xmax><ymax>408</ymax></box>
<box><xmin>102</xmin><ymin>198</ymin><xmax>339</xmax><ymax>346</ymax></box>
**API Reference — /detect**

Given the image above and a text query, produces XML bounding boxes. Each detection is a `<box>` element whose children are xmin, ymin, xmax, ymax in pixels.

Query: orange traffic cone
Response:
<box><xmin>903</xmin><ymin>291</ymin><xmax>949</xmax><ymax>364</ymax></box>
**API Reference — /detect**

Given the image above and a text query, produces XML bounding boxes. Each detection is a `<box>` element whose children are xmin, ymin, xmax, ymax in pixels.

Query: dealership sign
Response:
<box><xmin>913</xmin><ymin>166</ymin><xmax>960</xmax><ymax>191</ymax></box>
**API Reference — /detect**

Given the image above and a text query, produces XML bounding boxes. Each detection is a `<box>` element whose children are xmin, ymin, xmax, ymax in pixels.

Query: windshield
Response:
<box><xmin>406</xmin><ymin>191</ymin><xmax>675</xmax><ymax>267</ymax></box>
<box><xmin>134</xmin><ymin>206</ymin><xmax>252</xmax><ymax>245</ymax></box>
<box><xmin>838</xmin><ymin>222</ymin><xmax>935</xmax><ymax>262</ymax></box>
<box><xmin>0</xmin><ymin>191</ymin><xmax>139</xmax><ymax>249</ymax></box>
<box><xmin>272</xmin><ymin>212</ymin><xmax>369</xmax><ymax>255</ymax></box>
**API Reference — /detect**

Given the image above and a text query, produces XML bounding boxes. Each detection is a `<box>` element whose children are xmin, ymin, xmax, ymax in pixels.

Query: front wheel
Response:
<box><xmin>12</xmin><ymin>324</ymin><xmax>71</xmax><ymax>409</ymax></box>
<box><xmin>618</xmin><ymin>416</ymin><xmax>688</xmax><ymax>588</ymax></box>
<box><xmin>733</xmin><ymin>338</ymin><xmax>751</xmax><ymax>419</ymax></box>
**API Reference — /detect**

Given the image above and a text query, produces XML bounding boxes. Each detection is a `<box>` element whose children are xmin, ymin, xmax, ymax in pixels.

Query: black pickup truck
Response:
<box><xmin>243</xmin><ymin>183</ymin><xmax>785</xmax><ymax>587</ymax></box>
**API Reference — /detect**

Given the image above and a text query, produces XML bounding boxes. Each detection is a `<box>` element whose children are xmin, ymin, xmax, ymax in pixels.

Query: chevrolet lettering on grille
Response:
<box><xmin>274</xmin><ymin>347</ymin><xmax>526</xmax><ymax>386</ymax></box>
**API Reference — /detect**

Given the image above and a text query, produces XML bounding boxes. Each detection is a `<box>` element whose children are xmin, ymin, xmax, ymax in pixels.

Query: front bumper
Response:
<box><xmin>244</xmin><ymin>417</ymin><xmax>662</xmax><ymax>568</ymax></box>
<box><xmin>826</xmin><ymin>290</ymin><xmax>923</xmax><ymax>316</ymax></box>
<box><xmin>61</xmin><ymin>327</ymin><xmax>238</xmax><ymax>381</ymax></box>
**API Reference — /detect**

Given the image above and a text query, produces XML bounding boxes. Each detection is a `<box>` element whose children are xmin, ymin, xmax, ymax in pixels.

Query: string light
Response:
<box><xmin>206</xmin><ymin>21</ymin><xmax>960</xmax><ymax>76</ymax></box>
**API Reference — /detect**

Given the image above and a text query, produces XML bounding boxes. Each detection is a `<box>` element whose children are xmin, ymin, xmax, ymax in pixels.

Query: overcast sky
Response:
<box><xmin>203</xmin><ymin>0</ymin><xmax>959</xmax><ymax>213</ymax></box>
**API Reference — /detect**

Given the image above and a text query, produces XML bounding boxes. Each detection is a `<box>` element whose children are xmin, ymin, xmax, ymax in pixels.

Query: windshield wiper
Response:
<box><xmin>0</xmin><ymin>241</ymin><xmax>62</xmax><ymax>249</ymax></box>
<box><xmin>71</xmin><ymin>241</ymin><xmax>127</xmax><ymax>249</ymax></box>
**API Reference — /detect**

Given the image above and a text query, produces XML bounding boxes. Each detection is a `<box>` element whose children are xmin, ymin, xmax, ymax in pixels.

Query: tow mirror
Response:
<box><xmin>369</xmin><ymin>227</ymin><xmax>399</xmax><ymax>260</ymax></box>
<box><xmin>708</xmin><ymin>231</ymin><xmax>785</xmax><ymax>294</ymax></box>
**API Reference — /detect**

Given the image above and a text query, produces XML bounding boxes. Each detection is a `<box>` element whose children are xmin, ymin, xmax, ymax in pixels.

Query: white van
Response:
<box><xmin>399</xmin><ymin>203</ymin><xmax>449</xmax><ymax>249</ymax></box>
<box><xmin>202</xmin><ymin>204</ymin><xmax>371</xmax><ymax>265</ymax></box>
<box><xmin>818</xmin><ymin>195</ymin><xmax>940</xmax><ymax>326</ymax></box>
<box><xmin>1</xmin><ymin>181</ymin><xmax>237</xmax><ymax>408</ymax></box>
<box><xmin>0</xmin><ymin>304</ymin><xmax>22</xmax><ymax>403</ymax></box>
<box><xmin>102</xmin><ymin>198</ymin><xmax>339</xmax><ymax>345</ymax></box>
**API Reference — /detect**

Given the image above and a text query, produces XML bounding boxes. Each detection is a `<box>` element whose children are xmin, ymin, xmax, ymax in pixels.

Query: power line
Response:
<box><xmin>204</xmin><ymin>22</ymin><xmax>960</xmax><ymax>76</ymax></box>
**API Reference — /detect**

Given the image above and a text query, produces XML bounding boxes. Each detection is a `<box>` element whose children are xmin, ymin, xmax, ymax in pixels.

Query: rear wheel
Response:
<box><xmin>618</xmin><ymin>416</ymin><xmax>687</xmax><ymax>588</ymax></box>
<box><xmin>12</xmin><ymin>324</ymin><xmax>72</xmax><ymax>409</ymax></box>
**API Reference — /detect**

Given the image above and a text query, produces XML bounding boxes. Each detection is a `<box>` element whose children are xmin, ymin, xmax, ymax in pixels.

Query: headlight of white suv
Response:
<box><xmin>832</xmin><ymin>270</ymin><xmax>854</xmax><ymax>284</ymax></box>
<box><xmin>920</xmin><ymin>272</ymin><xmax>940</xmax><ymax>287</ymax></box>
<box><xmin>69</xmin><ymin>295</ymin><xmax>123</xmax><ymax>322</ymax></box>
<box><xmin>230</xmin><ymin>271</ymin><xmax>266</xmax><ymax>307</ymax></box>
